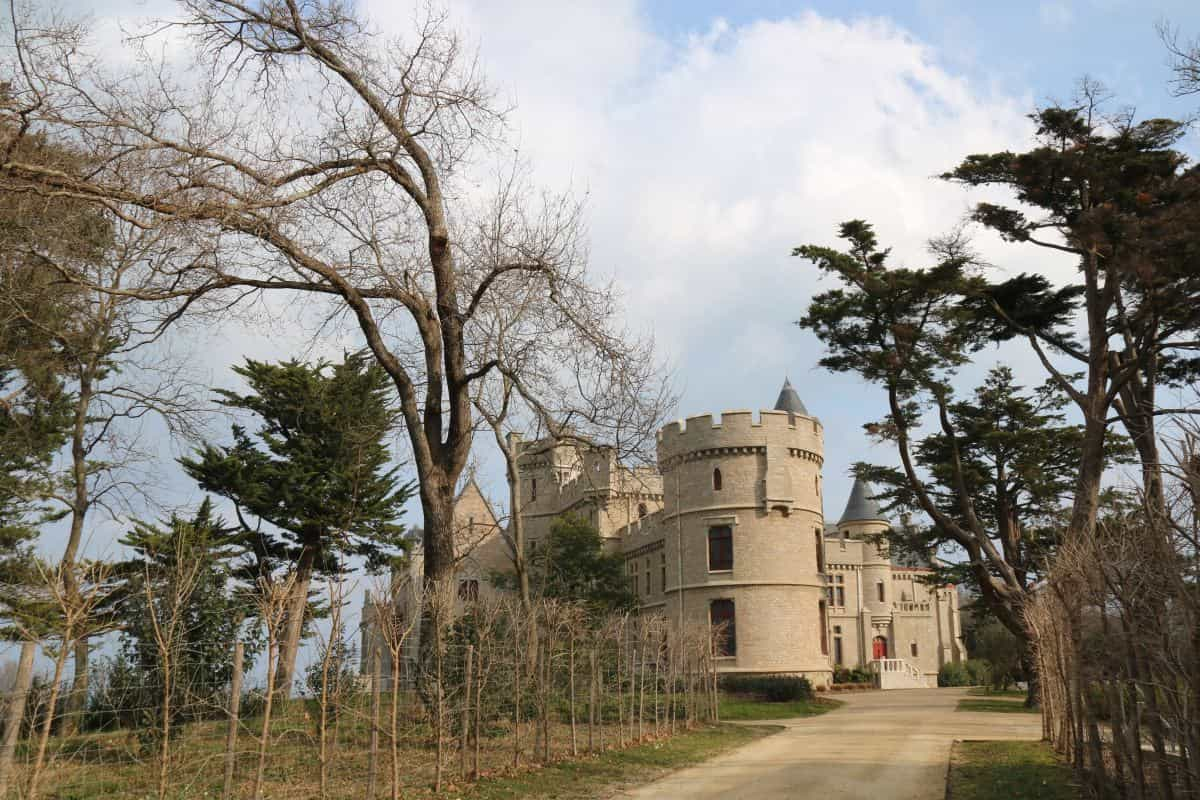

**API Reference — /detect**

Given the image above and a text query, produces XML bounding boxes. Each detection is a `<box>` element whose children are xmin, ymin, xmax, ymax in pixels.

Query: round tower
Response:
<box><xmin>655</xmin><ymin>378</ymin><xmax>830</xmax><ymax>684</ymax></box>
<box><xmin>837</xmin><ymin>477</ymin><xmax>892</xmax><ymax>658</ymax></box>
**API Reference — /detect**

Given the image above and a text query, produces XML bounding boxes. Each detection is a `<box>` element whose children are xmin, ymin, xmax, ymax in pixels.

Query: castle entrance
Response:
<box><xmin>872</xmin><ymin>635</ymin><xmax>888</xmax><ymax>660</ymax></box>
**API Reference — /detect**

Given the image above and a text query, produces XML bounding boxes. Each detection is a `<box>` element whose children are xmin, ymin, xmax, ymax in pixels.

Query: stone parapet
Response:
<box><xmin>657</xmin><ymin>410</ymin><xmax>823</xmax><ymax>468</ymax></box>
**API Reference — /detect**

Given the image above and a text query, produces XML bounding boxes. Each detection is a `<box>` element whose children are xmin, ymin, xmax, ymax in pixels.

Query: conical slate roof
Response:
<box><xmin>773</xmin><ymin>378</ymin><xmax>809</xmax><ymax>415</ymax></box>
<box><xmin>838</xmin><ymin>477</ymin><xmax>886</xmax><ymax>524</ymax></box>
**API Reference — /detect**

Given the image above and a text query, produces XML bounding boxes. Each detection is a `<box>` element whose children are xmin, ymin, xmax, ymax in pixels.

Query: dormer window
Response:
<box><xmin>712</xmin><ymin>468</ymin><xmax>723</xmax><ymax>491</ymax></box>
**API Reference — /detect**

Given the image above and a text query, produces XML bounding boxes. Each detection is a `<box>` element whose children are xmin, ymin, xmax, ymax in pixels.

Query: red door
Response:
<box><xmin>872</xmin><ymin>636</ymin><xmax>888</xmax><ymax>660</ymax></box>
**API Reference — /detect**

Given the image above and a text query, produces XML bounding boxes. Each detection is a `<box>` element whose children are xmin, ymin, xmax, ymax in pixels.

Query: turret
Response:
<box><xmin>838</xmin><ymin>477</ymin><xmax>892</xmax><ymax>614</ymax></box>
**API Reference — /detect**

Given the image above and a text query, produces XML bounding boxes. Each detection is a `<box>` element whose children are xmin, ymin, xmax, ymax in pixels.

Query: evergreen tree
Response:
<box><xmin>526</xmin><ymin>513</ymin><xmax>635</xmax><ymax>617</ymax></box>
<box><xmin>181</xmin><ymin>353</ymin><xmax>414</xmax><ymax>697</ymax></box>
<box><xmin>101</xmin><ymin>499</ymin><xmax>261</xmax><ymax>732</ymax></box>
<box><xmin>794</xmin><ymin>221</ymin><xmax>1126</xmax><ymax>705</ymax></box>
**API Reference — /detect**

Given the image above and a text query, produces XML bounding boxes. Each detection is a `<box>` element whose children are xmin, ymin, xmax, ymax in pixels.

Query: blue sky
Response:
<box><xmin>11</xmin><ymin>0</ymin><xmax>1200</xmax><ymax>674</ymax></box>
<box><xmin>649</xmin><ymin>0</ymin><xmax>1199</xmax><ymax>119</ymax></box>
<box><xmin>48</xmin><ymin>0</ymin><xmax>1200</xmax><ymax>542</ymax></box>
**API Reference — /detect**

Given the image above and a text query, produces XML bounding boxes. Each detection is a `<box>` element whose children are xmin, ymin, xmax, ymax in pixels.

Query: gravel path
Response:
<box><xmin>615</xmin><ymin>687</ymin><xmax>1041</xmax><ymax>800</ymax></box>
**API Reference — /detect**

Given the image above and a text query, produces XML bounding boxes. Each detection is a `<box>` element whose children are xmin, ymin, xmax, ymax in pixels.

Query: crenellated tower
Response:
<box><xmin>642</xmin><ymin>379</ymin><xmax>831</xmax><ymax>682</ymax></box>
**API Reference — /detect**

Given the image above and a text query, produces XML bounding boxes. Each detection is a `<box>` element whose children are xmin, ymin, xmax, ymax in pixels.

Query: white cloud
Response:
<box><xmin>52</xmin><ymin>0</ymin><xmax>1075</xmax><ymax>538</ymax></box>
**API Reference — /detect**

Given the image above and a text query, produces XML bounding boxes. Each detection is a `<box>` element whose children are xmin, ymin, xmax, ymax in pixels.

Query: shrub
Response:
<box><xmin>719</xmin><ymin>674</ymin><xmax>813</xmax><ymax>702</ymax></box>
<box><xmin>833</xmin><ymin>666</ymin><xmax>873</xmax><ymax>685</ymax></box>
<box><xmin>938</xmin><ymin>662</ymin><xmax>971</xmax><ymax>687</ymax></box>
<box><xmin>964</xmin><ymin>659</ymin><xmax>992</xmax><ymax>686</ymax></box>
<box><xmin>939</xmin><ymin>660</ymin><xmax>992</xmax><ymax>687</ymax></box>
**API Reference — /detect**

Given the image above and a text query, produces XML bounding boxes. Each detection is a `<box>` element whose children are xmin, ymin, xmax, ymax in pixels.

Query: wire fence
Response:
<box><xmin>0</xmin><ymin>593</ymin><xmax>725</xmax><ymax>799</ymax></box>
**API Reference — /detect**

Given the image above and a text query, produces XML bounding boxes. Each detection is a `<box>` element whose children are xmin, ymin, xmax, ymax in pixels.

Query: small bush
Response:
<box><xmin>939</xmin><ymin>660</ymin><xmax>992</xmax><ymax>687</ymax></box>
<box><xmin>964</xmin><ymin>659</ymin><xmax>991</xmax><ymax>685</ymax></box>
<box><xmin>938</xmin><ymin>662</ymin><xmax>971</xmax><ymax>687</ymax></box>
<box><xmin>719</xmin><ymin>674</ymin><xmax>813</xmax><ymax>702</ymax></box>
<box><xmin>833</xmin><ymin>666</ymin><xmax>872</xmax><ymax>685</ymax></box>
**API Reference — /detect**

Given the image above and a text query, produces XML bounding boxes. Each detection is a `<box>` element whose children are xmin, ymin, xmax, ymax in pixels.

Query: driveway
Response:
<box><xmin>615</xmin><ymin>687</ymin><xmax>1041</xmax><ymax>800</ymax></box>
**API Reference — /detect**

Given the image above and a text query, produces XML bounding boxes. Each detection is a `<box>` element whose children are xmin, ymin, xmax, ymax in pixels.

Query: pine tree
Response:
<box><xmin>181</xmin><ymin>352</ymin><xmax>414</xmax><ymax>697</ymax></box>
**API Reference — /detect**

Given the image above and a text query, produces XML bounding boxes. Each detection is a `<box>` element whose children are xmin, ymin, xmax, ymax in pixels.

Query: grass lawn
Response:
<box><xmin>463</xmin><ymin>723</ymin><xmax>776</xmax><ymax>799</ymax></box>
<box><xmin>946</xmin><ymin>740</ymin><xmax>1076</xmax><ymax>800</ymax></box>
<box><xmin>13</xmin><ymin>699</ymin><xmax>775</xmax><ymax>799</ymax></box>
<box><xmin>957</xmin><ymin>698</ymin><xmax>1039</xmax><ymax>714</ymax></box>
<box><xmin>966</xmin><ymin>687</ymin><xmax>1027</xmax><ymax>699</ymax></box>
<box><xmin>717</xmin><ymin>694</ymin><xmax>843</xmax><ymax>721</ymax></box>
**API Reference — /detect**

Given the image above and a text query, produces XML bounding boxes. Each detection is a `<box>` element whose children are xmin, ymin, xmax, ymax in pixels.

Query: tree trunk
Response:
<box><xmin>27</xmin><ymin>634</ymin><xmax>71</xmax><ymax>800</ymax></box>
<box><xmin>389</xmin><ymin>651</ymin><xmax>401</xmax><ymax>800</ymax></box>
<box><xmin>460</xmin><ymin>645</ymin><xmax>472</xmax><ymax>781</ymax></box>
<box><xmin>0</xmin><ymin>640</ymin><xmax>36</xmax><ymax>798</ymax></box>
<box><xmin>366</xmin><ymin>646</ymin><xmax>380</xmax><ymax>800</ymax></box>
<box><xmin>223</xmin><ymin>641</ymin><xmax>243</xmax><ymax>800</ymax></box>
<box><xmin>274</xmin><ymin>547</ymin><xmax>316</xmax><ymax>703</ymax></box>
<box><xmin>500</xmin><ymin>437</ymin><xmax>531</xmax><ymax>609</ymax></box>
<box><xmin>62</xmin><ymin>638</ymin><xmax>88</xmax><ymax>738</ymax></box>
<box><xmin>568</xmin><ymin>633</ymin><xmax>577</xmax><ymax>756</ymax></box>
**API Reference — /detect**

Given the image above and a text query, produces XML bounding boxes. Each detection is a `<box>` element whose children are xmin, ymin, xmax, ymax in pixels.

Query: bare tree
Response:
<box><xmin>251</xmin><ymin>572</ymin><xmax>295</xmax><ymax>800</ymax></box>
<box><xmin>368</xmin><ymin>572</ymin><xmax>418</xmax><ymax>800</ymax></box>
<box><xmin>141</xmin><ymin>533</ymin><xmax>205</xmax><ymax>800</ymax></box>
<box><xmin>0</xmin><ymin>2</ymin><xmax>666</xmax><ymax>651</ymax></box>
<box><xmin>0</xmin><ymin>198</ymin><xmax>204</xmax><ymax>725</ymax></box>
<box><xmin>25</xmin><ymin>559</ymin><xmax>113</xmax><ymax>800</ymax></box>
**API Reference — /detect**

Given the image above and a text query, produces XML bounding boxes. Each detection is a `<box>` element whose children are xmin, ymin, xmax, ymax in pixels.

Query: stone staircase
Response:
<box><xmin>869</xmin><ymin>658</ymin><xmax>929</xmax><ymax>689</ymax></box>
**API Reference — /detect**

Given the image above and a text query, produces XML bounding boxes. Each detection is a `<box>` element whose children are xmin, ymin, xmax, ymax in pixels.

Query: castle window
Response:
<box><xmin>458</xmin><ymin>579</ymin><xmax>479</xmax><ymax>602</ymax></box>
<box><xmin>531</xmin><ymin>478</ymin><xmax>537</xmax><ymax>501</ymax></box>
<box><xmin>710</xmin><ymin>599</ymin><xmax>736</xmax><ymax>657</ymax></box>
<box><xmin>638</xmin><ymin>503</ymin><xmax>648</xmax><ymax>519</ymax></box>
<box><xmin>828</xmin><ymin>574</ymin><xmax>845</xmax><ymax>607</ymax></box>
<box><xmin>707</xmin><ymin>525</ymin><xmax>733</xmax><ymax>571</ymax></box>
<box><xmin>833</xmin><ymin>634</ymin><xmax>844</xmax><ymax>666</ymax></box>
<box><xmin>712</xmin><ymin>468</ymin><xmax>723</xmax><ymax>491</ymax></box>
<box><xmin>660</xmin><ymin>552</ymin><xmax>666</xmax><ymax>592</ymax></box>
<box><xmin>819</xmin><ymin>601</ymin><xmax>829</xmax><ymax>655</ymax></box>
<box><xmin>814</xmin><ymin>529</ymin><xmax>826</xmax><ymax>573</ymax></box>
<box><xmin>876</xmin><ymin>580</ymin><xmax>885</xmax><ymax>603</ymax></box>
<box><xmin>910</xmin><ymin>641</ymin><xmax>919</xmax><ymax>658</ymax></box>
<box><xmin>645</xmin><ymin>559</ymin><xmax>651</xmax><ymax>595</ymax></box>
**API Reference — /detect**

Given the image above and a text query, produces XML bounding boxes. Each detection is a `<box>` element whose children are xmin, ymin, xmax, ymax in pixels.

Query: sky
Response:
<box><xmin>10</xmin><ymin>0</ymin><xmax>1200</xmax><ymax>672</ymax></box>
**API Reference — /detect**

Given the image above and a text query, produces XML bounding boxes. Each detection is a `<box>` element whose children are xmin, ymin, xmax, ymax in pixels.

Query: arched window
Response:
<box><xmin>637</xmin><ymin>503</ymin><xmax>648</xmax><ymax>519</ymax></box>
<box><xmin>712</xmin><ymin>467</ymin><xmax>723</xmax><ymax>491</ymax></box>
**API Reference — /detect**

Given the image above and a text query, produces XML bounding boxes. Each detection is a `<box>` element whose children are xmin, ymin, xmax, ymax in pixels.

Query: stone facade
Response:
<box><xmin>510</xmin><ymin>380</ymin><xmax>965</xmax><ymax>688</ymax></box>
<box><xmin>363</xmin><ymin>379</ymin><xmax>966</xmax><ymax>688</ymax></box>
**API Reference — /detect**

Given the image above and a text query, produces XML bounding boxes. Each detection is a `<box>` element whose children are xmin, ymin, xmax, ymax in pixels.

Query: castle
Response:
<box><xmin>365</xmin><ymin>379</ymin><xmax>965</xmax><ymax>689</ymax></box>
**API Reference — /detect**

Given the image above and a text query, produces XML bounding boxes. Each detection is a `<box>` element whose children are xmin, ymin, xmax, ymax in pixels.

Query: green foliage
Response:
<box><xmin>970</xmin><ymin>619</ymin><xmax>1024</xmax><ymax>691</ymax></box>
<box><xmin>528</xmin><ymin>512</ymin><xmax>635</xmax><ymax>616</ymax></box>
<box><xmin>938</xmin><ymin>659</ymin><xmax>991</xmax><ymax>687</ymax></box>
<box><xmin>832</xmin><ymin>666</ymin><xmax>873</xmax><ymax>685</ymax></box>
<box><xmin>718</xmin><ymin>674</ymin><xmax>814</xmax><ymax>702</ymax></box>
<box><xmin>181</xmin><ymin>352</ymin><xmax>415</xmax><ymax>580</ymax></box>
<box><xmin>944</xmin><ymin>103</ymin><xmax>1200</xmax><ymax>394</ymax></box>
<box><xmin>108</xmin><ymin>499</ymin><xmax>262</xmax><ymax>734</ymax></box>
<box><xmin>303</xmin><ymin>630</ymin><xmax>361</xmax><ymax>730</ymax></box>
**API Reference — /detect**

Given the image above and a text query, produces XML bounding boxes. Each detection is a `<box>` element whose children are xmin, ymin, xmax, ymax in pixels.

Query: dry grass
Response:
<box><xmin>6</xmin><ymin>695</ymin><xmax>729</xmax><ymax>799</ymax></box>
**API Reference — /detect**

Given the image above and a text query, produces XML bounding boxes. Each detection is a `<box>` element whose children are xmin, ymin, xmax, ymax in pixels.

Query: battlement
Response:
<box><xmin>657</xmin><ymin>409</ymin><xmax>823</xmax><ymax>465</ymax></box>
